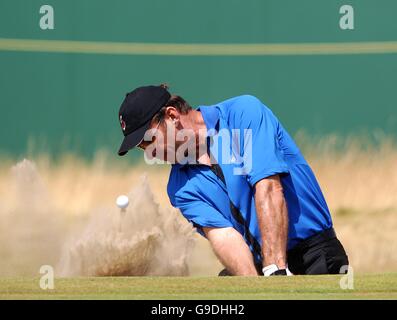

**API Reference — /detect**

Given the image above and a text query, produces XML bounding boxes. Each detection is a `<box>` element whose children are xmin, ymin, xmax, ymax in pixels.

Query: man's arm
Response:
<box><xmin>203</xmin><ymin>227</ymin><xmax>259</xmax><ymax>276</ymax></box>
<box><xmin>254</xmin><ymin>174</ymin><xmax>288</xmax><ymax>271</ymax></box>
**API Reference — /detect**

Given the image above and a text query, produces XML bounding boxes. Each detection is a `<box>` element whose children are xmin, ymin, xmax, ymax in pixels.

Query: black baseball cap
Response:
<box><xmin>117</xmin><ymin>85</ymin><xmax>171</xmax><ymax>156</ymax></box>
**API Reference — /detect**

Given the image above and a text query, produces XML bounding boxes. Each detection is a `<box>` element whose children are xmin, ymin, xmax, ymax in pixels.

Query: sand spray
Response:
<box><xmin>0</xmin><ymin>159</ymin><xmax>196</xmax><ymax>276</ymax></box>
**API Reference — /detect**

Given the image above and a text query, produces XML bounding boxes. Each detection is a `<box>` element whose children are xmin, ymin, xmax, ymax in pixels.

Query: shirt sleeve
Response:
<box><xmin>175</xmin><ymin>198</ymin><xmax>233</xmax><ymax>236</ymax></box>
<box><xmin>230</xmin><ymin>95</ymin><xmax>290</xmax><ymax>186</ymax></box>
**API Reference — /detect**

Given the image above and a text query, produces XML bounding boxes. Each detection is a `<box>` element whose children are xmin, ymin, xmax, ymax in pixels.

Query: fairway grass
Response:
<box><xmin>0</xmin><ymin>273</ymin><xmax>396</xmax><ymax>300</ymax></box>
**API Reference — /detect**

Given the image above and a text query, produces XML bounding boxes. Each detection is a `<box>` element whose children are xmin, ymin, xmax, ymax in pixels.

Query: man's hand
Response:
<box><xmin>262</xmin><ymin>263</ymin><xmax>293</xmax><ymax>276</ymax></box>
<box><xmin>254</xmin><ymin>175</ymin><xmax>289</xmax><ymax>271</ymax></box>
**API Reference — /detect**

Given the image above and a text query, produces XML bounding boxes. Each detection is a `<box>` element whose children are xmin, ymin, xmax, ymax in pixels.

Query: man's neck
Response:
<box><xmin>189</xmin><ymin>110</ymin><xmax>212</xmax><ymax>166</ymax></box>
<box><xmin>189</xmin><ymin>109</ymin><xmax>207</xmax><ymax>132</ymax></box>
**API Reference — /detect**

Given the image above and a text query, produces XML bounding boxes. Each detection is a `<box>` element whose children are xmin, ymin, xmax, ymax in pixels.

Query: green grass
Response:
<box><xmin>0</xmin><ymin>274</ymin><xmax>396</xmax><ymax>300</ymax></box>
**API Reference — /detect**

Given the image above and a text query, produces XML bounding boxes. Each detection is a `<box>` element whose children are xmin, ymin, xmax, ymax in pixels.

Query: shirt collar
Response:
<box><xmin>197</xmin><ymin>105</ymin><xmax>220</xmax><ymax>132</ymax></box>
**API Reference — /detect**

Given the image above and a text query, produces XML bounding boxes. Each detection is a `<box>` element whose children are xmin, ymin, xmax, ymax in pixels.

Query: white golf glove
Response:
<box><xmin>262</xmin><ymin>264</ymin><xmax>293</xmax><ymax>276</ymax></box>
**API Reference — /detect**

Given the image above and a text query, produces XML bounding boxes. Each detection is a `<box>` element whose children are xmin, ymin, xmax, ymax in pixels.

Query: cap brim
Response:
<box><xmin>118</xmin><ymin>121</ymin><xmax>151</xmax><ymax>156</ymax></box>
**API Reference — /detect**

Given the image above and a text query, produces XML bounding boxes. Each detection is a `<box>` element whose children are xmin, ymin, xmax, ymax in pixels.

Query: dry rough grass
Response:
<box><xmin>299</xmin><ymin>133</ymin><xmax>397</xmax><ymax>273</ymax></box>
<box><xmin>0</xmin><ymin>134</ymin><xmax>396</xmax><ymax>275</ymax></box>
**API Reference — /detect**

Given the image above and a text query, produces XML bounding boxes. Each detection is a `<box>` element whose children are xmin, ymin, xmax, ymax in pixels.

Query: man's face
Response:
<box><xmin>137</xmin><ymin>118</ymin><xmax>170</xmax><ymax>162</ymax></box>
<box><xmin>137</xmin><ymin>108</ymin><xmax>195</xmax><ymax>163</ymax></box>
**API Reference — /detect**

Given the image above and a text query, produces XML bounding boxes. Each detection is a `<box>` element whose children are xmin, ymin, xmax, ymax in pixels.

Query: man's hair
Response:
<box><xmin>153</xmin><ymin>83</ymin><xmax>192</xmax><ymax>123</ymax></box>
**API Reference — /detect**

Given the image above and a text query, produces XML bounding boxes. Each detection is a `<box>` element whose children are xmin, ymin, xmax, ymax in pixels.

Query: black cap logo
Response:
<box><xmin>119</xmin><ymin>115</ymin><xmax>126</xmax><ymax>132</ymax></box>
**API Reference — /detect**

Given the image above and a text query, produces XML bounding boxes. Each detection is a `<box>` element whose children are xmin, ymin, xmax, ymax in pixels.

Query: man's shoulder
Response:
<box><xmin>218</xmin><ymin>94</ymin><xmax>269</xmax><ymax>116</ymax></box>
<box><xmin>166</xmin><ymin>165</ymin><xmax>182</xmax><ymax>204</ymax></box>
<box><xmin>215</xmin><ymin>94</ymin><xmax>274</xmax><ymax>128</ymax></box>
<box><xmin>167</xmin><ymin>165</ymin><xmax>216</xmax><ymax>207</ymax></box>
<box><xmin>167</xmin><ymin>165</ymin><xmax>195</xmax><ymax>206</ymax></box>
<box><xmin>217</xmin><ymin>94</ymin><xmax>263</xmax><ymax>108</ymax></box>
<box><xmin>201</xmin><ymin>95</ymin><xmax>267</xmax><ymax>115</ymax></box>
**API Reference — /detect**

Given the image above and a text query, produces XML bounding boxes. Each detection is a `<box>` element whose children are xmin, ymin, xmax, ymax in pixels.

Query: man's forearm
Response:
<box><xmin>203</xmin><ymin>227</ymin><xmax>259</xmax><ymax>276</ymax></box>
<box><xmin>254</xmin><ymin>175</ymin><xmax>289</xmax><ymax>269</ymax></box>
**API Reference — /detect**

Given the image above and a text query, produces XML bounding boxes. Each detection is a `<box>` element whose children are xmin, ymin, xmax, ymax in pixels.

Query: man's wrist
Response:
<box><xmin>262</xmin><ymin>264</ymin><xmax>293</xmax><ymax>276</ymax></box>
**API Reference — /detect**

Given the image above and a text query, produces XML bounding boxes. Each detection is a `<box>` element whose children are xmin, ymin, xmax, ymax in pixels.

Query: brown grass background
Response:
<box><xmin>0</xmin><ymin>133</ymin><xmax>396</xmax><ymax>275</ymax></box>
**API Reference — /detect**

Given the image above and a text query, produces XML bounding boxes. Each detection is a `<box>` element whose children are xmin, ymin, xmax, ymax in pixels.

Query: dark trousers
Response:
<box><xmin>287</xmin><ymin>228</ymin><xmax>349</xmax><ymax>275</ymax></box>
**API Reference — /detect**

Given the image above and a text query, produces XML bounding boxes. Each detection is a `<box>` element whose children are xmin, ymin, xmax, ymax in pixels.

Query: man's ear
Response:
<box><xmin>165</xmin><ymin>106</ymin><xmax>180</xmax><ymax>123</ymax></box>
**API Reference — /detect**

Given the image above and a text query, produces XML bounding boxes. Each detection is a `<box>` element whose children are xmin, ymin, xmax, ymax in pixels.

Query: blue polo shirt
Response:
<box><xmin>167</xmin><ymin>95</ymin><xmax>332</xmax><ymax>262</ymax></box>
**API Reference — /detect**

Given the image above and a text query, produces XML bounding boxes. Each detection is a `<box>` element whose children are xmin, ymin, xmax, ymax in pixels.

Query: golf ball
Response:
<box><xmin>116</xmin><ymin>195</ymin><xmax>129</xmax><ymax>209</ymax></box>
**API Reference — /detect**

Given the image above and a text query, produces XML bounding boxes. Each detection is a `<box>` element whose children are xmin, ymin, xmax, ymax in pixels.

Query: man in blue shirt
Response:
<box><xmin>117</xmin><ymin>84</ymin><xmax>349</xmax><ymax>276</ymax></box>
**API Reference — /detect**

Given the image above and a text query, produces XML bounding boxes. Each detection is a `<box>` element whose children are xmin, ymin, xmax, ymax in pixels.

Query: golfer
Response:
<box><xmin>117</xmin><ymin>84</ymin><xmax>349</xmax><ymax>276</ymax></box>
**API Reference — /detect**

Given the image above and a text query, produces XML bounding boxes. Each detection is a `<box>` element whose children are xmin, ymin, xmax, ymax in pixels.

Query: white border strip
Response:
<box><xmin>1</xmin><ymin>38</ymin><xmax>397</xmax><ymax>56</ymax></box>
